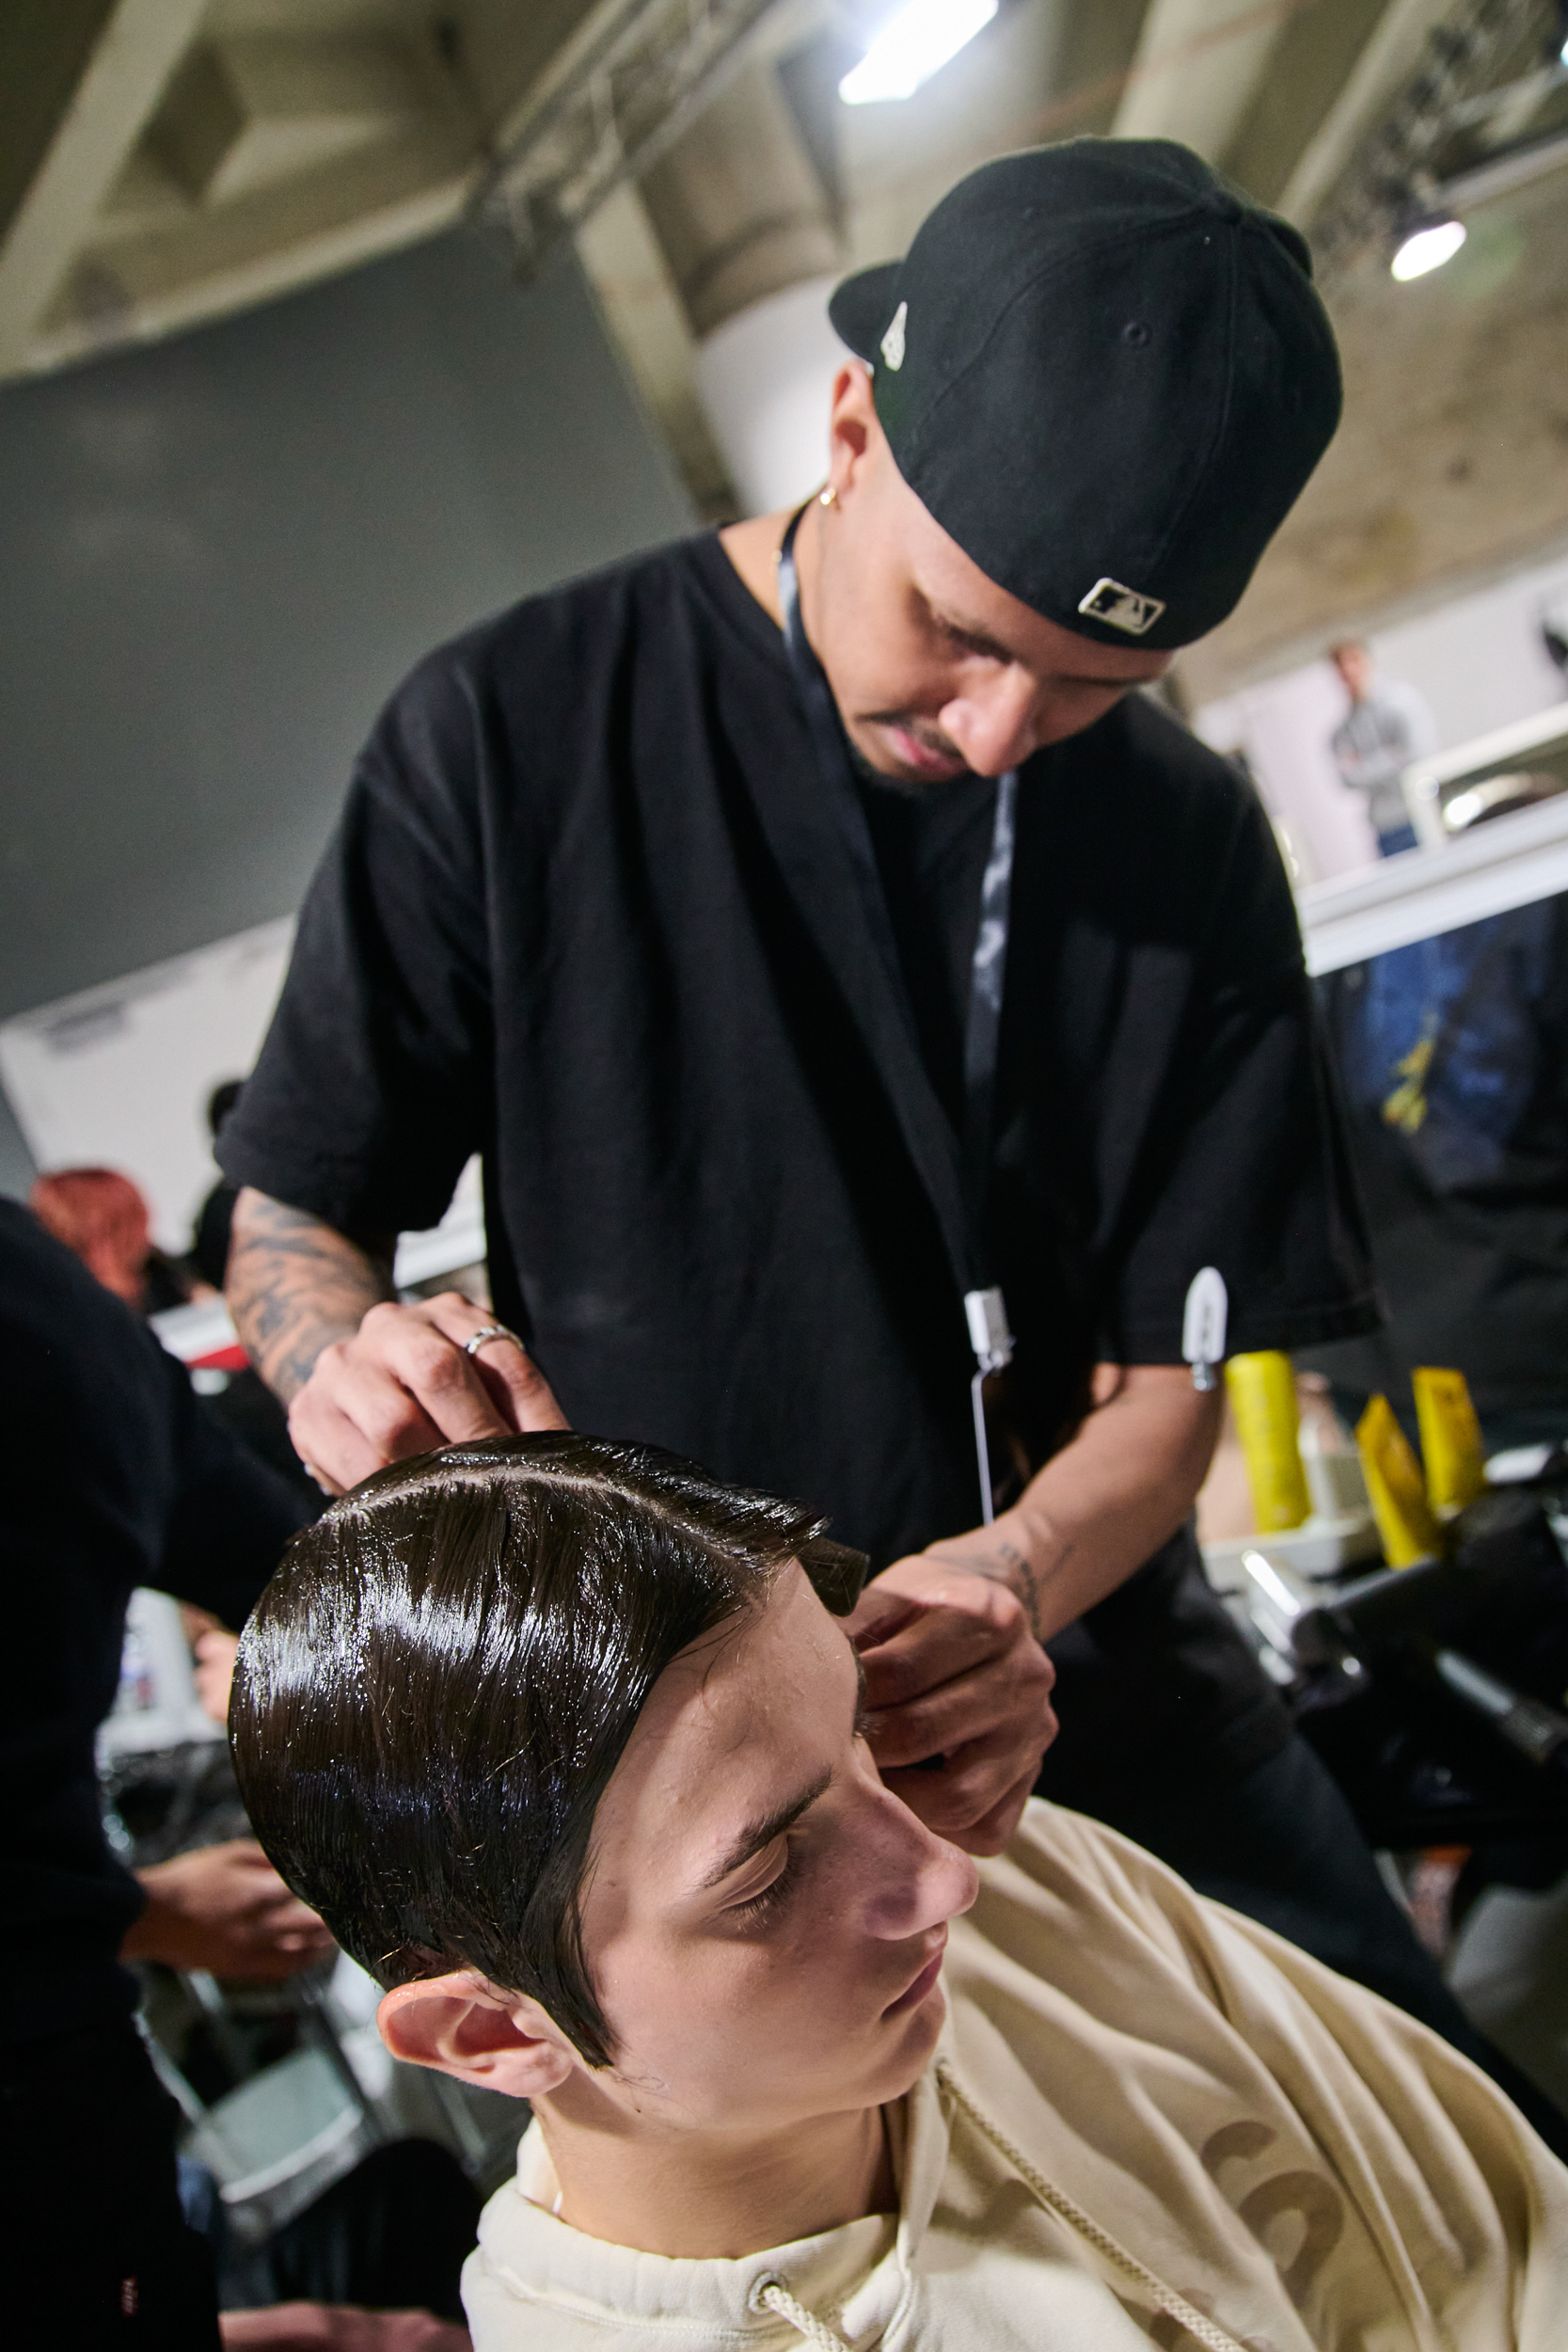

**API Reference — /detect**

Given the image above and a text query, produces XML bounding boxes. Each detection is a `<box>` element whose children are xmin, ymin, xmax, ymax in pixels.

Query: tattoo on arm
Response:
<box><xmin>227</xmin><ymin>1190</ymin><xmax>395</xmax><ymax>1403</ymax></box>
<box><xmin>925</xmin><ymin>1536</ymin><xmax>1061</xmax><ymax>1645</ymax></box>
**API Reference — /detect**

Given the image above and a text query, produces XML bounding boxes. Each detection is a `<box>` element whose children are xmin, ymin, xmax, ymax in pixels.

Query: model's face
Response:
<box><xmin>1333</xmin><ymin>644</ymin><xmax>1372</xmax><ymax>700</ymax></box>
<box><xmin>813</xmin><ymin>368</ymin><xmax>1171</xmax><ymax>785</ymax></box>
<box><xmin>568</xmin><ymin>1566</ymin><xmax>978</xmax><ymax>2134</ymax></box>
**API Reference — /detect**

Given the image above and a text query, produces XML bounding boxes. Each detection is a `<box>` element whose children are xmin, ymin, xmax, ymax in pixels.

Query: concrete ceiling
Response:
<box><xmin>5</xmin><ymin>0</ymin><xmax>1568</xmax><ymax>686</ymax></box>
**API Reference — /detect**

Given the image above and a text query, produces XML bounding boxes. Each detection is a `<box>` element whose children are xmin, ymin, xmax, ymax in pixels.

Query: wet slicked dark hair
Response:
<box><xmin>230</xmin><ymin>1433</ymin><xmax>865</xmax><ymax>2066</ymax></box>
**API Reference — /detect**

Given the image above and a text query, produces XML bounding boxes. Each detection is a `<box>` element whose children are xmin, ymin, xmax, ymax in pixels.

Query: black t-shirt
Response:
<box><xmin>221</xmin><ymin>534</ymin><xmax>1378</xmax><ymax>1795</ymax></box>
<box><xmin>0</xmin><ymin>1202</ymin><xmax>312</xmax><ymax>2050</ymax></box>
<box><xmin>857</xmin><ymin>767</ymin><xmax>995</xmax><ymax>1130</ymax></box>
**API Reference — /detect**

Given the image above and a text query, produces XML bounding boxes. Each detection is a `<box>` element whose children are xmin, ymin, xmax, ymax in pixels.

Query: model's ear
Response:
<box><xmin>378</xmin><ymin>1970</ymin><xmax>577</xmax><ymax>2099</ymax></box>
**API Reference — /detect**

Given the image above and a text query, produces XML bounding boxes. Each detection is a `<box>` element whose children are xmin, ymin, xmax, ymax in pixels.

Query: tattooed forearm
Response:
<box><xmin>925</xmin><ymin>1536</ymin><xmax>1060</xmax><ymax>1645</ymax></box>
<box><xmin>227</xmin><ymin>1188</ymin><xmax>395</xmax><ymax>1403</ymax></box>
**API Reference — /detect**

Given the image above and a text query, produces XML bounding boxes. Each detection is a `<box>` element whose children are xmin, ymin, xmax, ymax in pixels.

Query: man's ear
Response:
<box><xmin>378</xmin><ymin>1970</ymin><xmax>577</xmax><ymax>2100</ymax></box>
<box><xmin>827</xmin><ymin>361</ymin><xmax>876</xmax><ymax>494</ymax></box>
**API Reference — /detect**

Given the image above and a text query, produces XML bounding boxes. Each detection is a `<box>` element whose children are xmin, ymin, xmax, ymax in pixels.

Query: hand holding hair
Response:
<box><xmin>847</xmin><ymin>1547</ymin><xmax>1057</xmax><ymax>1856</ymax></box>
<box><xmin>286</xmin><ymin>1292</ymin><xmax>569</xmax><ymax>1493</ymax></box>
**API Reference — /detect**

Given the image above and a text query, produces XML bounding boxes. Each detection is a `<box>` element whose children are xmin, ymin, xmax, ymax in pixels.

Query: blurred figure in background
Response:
<box><xmin>30</xmin><ymin>1164</ymin><xmax>194</xmax><ymax>1312</ymax></box>
<box><xmin>1540</xmin><ymin>594</ymin><xmax>1568</xmax><ymax>686</ymax></box>
<box><xmin>0</xmin><ymin>1203</ymin><xmax>469</xmax><ymax>2346</ymax></box>
<box><xmin>34</xmin><ymin>1130</ymin><xmax>319</xmax><ymax>1510</ymax></box>
<box><xmin>2</xmin><ymin>1199</ymin><xmax>313</xmax><ymax>2342</ymax></box>
<box><xmin>1329</xmin><ymin>638</ymin><xmax>1438</xmax><ymax>857</ymax></box>
<box><xmin>189</xmin><ymin>1083</ymin><xmax>326</xmax><ymax>1506</ymax></box>
<box><xmin>191</xmin><ymin>1080</ymin><xmax>245</xmax><ymax>1293</ymax></box>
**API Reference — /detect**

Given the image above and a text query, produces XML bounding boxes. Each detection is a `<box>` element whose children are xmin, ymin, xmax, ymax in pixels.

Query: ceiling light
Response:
<box><xmin>839</xmin><ymin>0</ymin><xmax>998</xmax><ymax>104</ymax></box>
<box><xmin>1390</xmin><ymin>217</ymin><xmax>1467</xmax><ymax>279</ymax></box>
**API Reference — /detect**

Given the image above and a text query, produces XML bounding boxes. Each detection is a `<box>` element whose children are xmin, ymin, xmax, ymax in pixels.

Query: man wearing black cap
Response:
<box><xmin>214</xmin><ymin>140</ymin><xmax>1510</xmax><ymax>2087</ymax></box>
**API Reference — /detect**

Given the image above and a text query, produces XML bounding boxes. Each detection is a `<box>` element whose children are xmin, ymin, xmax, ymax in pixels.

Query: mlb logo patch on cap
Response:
<box><xmin>1077</xmin><ymin>577</ymin><xmax>1165</xmax><ymax>635</ymax></box>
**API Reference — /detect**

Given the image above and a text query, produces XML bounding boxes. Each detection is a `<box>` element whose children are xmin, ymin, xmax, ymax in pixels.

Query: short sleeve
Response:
<box><xmin>1104</xmin><ymin>787</ymin><xmax>1383</xmax><ymax>1362</ymax></box>
<box><xmin>218</xmin><ymin>651</ymin><xmax>495</xmax><ymax>1240</ymax></box>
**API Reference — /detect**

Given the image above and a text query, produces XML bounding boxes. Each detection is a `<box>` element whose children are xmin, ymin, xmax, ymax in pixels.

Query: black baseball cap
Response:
<box><xmin>829</xmin><ymin>139</ymin><xmax>1341</xmax><ymax>652</ymax></box>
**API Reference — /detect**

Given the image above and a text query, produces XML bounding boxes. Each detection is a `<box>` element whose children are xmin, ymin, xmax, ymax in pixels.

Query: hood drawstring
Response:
<box><xmin>750</xmin><ymin>2272</ymin><xmax>853</xmax><ymax>2348</ymax></box>
<box><xmin>747</xmin><ymin>2064</ymin><xmax>1252</xmax><ymax>2352</ymax></box>
<box><xmin>936</xmin><ymin>2059</ymin><xmax>1251</xmax><ymax>2352</ymax></box>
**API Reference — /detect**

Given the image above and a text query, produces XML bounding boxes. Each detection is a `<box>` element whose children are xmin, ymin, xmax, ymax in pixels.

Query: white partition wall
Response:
<box><xmin>0</xmin><ymin>921</ymin><xmax>293</xmax><ymax>1250</ymax></box>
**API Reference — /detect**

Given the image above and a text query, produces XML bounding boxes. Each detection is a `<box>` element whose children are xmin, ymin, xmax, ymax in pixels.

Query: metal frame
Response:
<box><xmin>473</xmin><ymin>0</ymin><xmax>782</xmax><ymax>277</ymax></box>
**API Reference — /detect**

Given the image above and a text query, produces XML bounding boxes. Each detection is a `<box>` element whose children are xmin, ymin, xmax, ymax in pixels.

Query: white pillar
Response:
<box><xmin>694</xmin><ymin>274</ymin><xmax>848</xmax><ymax>518</ymax></box>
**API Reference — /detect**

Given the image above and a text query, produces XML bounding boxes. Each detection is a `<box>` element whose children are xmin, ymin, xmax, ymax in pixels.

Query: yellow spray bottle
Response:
<box><xmin>1224</xmin><ymin>1351</ymin><xmax>1312</xmax><ymax>1534</ymax></box>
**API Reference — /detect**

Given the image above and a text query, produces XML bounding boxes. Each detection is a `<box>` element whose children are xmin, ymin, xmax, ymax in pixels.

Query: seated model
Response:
<box><xmin>230</xmin><ymin>1436</ymin><xmax>1568</xmax><ymax>2350</ymax></box>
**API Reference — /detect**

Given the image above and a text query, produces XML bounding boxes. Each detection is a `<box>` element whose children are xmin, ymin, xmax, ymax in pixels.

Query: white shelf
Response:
<box><xmin>1297</xmin><ymin>788</ymin><xmax>1568</xmax><ymax>975</ymax></box>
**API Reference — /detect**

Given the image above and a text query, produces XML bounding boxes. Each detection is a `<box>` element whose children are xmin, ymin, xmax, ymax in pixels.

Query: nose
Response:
<box><xmin>939</xmin><ymin>669</ymin><xmax>1041</xmax><ymax>776</ymax></box>
<box><xmin>863</xmin><ymin>1784</ymin><xmax>980</xmax><ymax>1940</ymax></box>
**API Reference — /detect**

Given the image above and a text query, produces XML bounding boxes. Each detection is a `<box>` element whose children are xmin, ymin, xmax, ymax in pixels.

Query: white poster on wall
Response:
<box><xmin>0</xmin><ymin>921</ymin><xmax>293</xmax><ymax>1250</ymax></box>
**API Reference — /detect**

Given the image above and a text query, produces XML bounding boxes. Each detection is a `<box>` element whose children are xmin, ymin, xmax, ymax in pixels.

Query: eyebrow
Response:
<box><xmin>700</xmin><ymin>1769</ymin><xmax>832</xmax><ymax>1890</ymax></box>
<box><xmin>699</xmin><ymin>1645</ymin><xmax>869</xmax><ymax>1891</ymax></box>
<box><xmin>925</xmin><ymin>598</ymin><xmax>1016</xmax><ymax>665</ymax></box>
<box><xmin>924</xmin><ymin>594</ymin><xmax>1156</xmax><ymax>690</ymax></box>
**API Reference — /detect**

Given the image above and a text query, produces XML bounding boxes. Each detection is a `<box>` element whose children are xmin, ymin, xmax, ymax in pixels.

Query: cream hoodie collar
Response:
<box><xmin>469</xmin><ymin>2049</ymin><xmax>941</xmax><ymax>2348</ymax></box>
<box><xmin>467</xmin><ymin>2019</ymin><xmax>1246</xmax><ymax>2352</ymax></box>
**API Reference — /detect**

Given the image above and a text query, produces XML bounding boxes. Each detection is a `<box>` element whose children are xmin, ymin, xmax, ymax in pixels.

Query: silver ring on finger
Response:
<box><xmin>463</xmin><ymin>1322</ymin><xmax>525</xmax><ymax>1359</ymax></box>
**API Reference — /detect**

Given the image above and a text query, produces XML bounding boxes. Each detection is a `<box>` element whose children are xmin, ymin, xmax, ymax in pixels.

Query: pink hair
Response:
<box><xmin>30</xmin><ymin>1167</ymin><xmax>152</xmax><ymax>1305</ymax></box>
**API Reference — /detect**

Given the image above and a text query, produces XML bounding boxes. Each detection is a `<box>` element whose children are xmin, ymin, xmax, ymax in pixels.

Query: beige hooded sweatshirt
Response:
<box><xmin>462</xmin><ymin>1801</ymin><xmax>1568</xmax><ymax>2350</ymax></box>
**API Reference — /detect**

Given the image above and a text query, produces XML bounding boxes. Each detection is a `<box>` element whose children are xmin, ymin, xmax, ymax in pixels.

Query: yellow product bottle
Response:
<box><xmin>1356</xmin><ymin>1394</ymin><xmax>1440</xmax><ymax>1566</ymax></box>
<box><xmin>1224</xmin><ymin>1352</ymin><xmax>1311</xmax><ymax>1533</ymax></box>
<box><xmin>1411</xmin><ymin>1366</ymin><xmax>1486</xmax><ymax>1516</ymax></box>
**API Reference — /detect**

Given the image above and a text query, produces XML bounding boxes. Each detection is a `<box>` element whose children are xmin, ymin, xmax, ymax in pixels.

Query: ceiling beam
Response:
<box><xmin>1114</xmin><ymin>0</ymin><xmax>1298</xmax><ymax>159</ymax></box>
<box><xmin>0</xmin><ymin>1</ymin><xmax>119</xmax><ymax>244</ymax></box>
<box><xmin>1221</xmin><ymin>0</ymin><xmax>1389</xmax><ymax>206</ymax></box>
<box><xmin>28</xmin><ymin>116</ymin><xmax>476</xmax><ymax>379</ymax></box>
<box><xmin>1275</xmin><ymin>0</ymin><xmax>1458</xmax><ymax>224</ymax></box>
<box><xmin>575</xmin><ymin>179</ymin><xmax>736</xmax><ymax>519</ymax></box>
<box><xmin>0</xmin><ymin>0</ymin><xmax>208</xmax><ymax>374</ymax></box>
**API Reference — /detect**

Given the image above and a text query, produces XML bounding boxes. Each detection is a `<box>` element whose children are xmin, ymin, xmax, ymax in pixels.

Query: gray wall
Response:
<box><xmin>0</xmin><ymin>228</ymin><xmax>692</xmax><ymax>1194</ymax></box>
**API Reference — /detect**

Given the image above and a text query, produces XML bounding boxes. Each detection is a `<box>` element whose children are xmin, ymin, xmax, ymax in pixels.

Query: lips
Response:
<box><xmin>882</xmin><ymin>1934</ymin><xmax>946</xmax><ymax>2017</ymax></box>
<box><xmin>884</xmin><ymin>725</ymin><xmax>966</xmax><ymax>782</ymax></box>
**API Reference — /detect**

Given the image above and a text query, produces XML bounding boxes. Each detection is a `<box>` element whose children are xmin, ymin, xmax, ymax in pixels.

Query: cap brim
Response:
<box><xmin>828</xmin><ymin>262</ymin><xmax>903</xmax><ymax>362</ymax></box>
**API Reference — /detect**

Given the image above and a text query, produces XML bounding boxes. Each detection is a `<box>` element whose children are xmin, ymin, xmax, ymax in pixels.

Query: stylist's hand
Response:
<box><xmin>123</xmin><ymin>1840</ymin><xmax>336</xmax><ymax>1978</ymax></box>
<box><xmin>221</xmin><ymin>2308</ymin><xmax>469</xmax><ymax>2349</ymax></box>
<box><xmin>288</xmin><ymin>1295</ymin><xmax>569</xmax><ymax>1494</ymax></box>
<box><xmin>847</xmin><ymin>1527</ymin><xmax>1057</xmax><ymax>1857</ymax></box>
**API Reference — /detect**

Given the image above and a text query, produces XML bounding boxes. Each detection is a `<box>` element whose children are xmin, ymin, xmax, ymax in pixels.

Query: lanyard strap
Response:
<box><xmin>777</xmin><ymin>508</ymin><xmax>1018</xmax><ymax>1518</ymax></box>
<box><xmin>963</xmin><ymin>762</ymin><xmax>1018</xmax><ymax>1223</ymax></box>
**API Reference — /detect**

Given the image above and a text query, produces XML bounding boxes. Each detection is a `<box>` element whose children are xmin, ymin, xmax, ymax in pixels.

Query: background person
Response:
<box><xmin>1329</xmin><ymin>638</ymin><xmax>1438</xmax><ymax>856</ymax></box>
<box><xmin>215</xmin><ymin>142</ymin><xmax>1413</xmax><ymax>2007</ymax></box>
<box><xmin>0</xmin><ymin>1201</ymin><xmax>463</xmax><ymax>2346</ymax></box>
<box><xmin>191</xmin><ymin>1078</ymin><xmax>245</xmax><ymax>1293</ymax></box>
<box><xmin>35</xmin><ymin>1144</ymin><xmax>320</xmax><ymax>1509</ymax></box>
<box><xmin>230</xmin><ymin>1437</ymin><xmax>1568</xmax><ymax>2352</ymax></box>
<box><xmin>31</xmin><ymin>1163</ymin><xmax>195</xmax><ymax>1313</ymax></box>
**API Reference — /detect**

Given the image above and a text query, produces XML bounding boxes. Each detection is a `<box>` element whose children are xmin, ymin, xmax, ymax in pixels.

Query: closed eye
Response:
<box><xmin>729</xmin><ymin>1842</ymin><xmax>800</xmax><ymax>1926</ymax></box>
